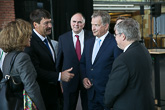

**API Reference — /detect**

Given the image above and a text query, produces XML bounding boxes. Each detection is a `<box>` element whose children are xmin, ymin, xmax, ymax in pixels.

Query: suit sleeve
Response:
<box><xmin>56</xmin><ymin>37</ymin><xmax>63</xmax><ymax>73</ymax></box>
<box><xmin>80</xmin><ymin>42</ymin><xmax>87</xmax><ymax>80</ymax></box>
<box><xmin>24</xmin><ymin>46</ymin><xmax>59</xmax><ymax>84</ymax></box>
<box><xmin>104</xmin><ymin>59</ymin><xmax>129</xmax><ymax>109</ymax></box>
<box><xmin>15</xmin><ymin>53</ymin><xmax>46</xmax><ymax>110</ymax></box>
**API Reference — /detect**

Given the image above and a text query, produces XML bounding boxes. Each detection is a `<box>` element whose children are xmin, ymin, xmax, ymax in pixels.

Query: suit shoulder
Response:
<box><xmin>111</xmin><ymin>34</ymin><xmax>117</xmax><ymax>44</ymax></box>
<box><xmin>17</xmin><ymin>52</ymin><xmax>30</xmax><ymax>59</ymax></box>
<box><xmin>84</xmin><ymin>30</ymin><xmax>93</xmax><ymax>36</ymax></box>
<box><xmin>59</xmin><ymin>31</ymin><xmax>72</xmax><ymax>39</ymax></box>
<box><xmin>13</xmin><ymin>52</ymin><xmax>31</xmax><ymax>66</ymax></box>
<box><xmin>84</xmin><ymin>29</ymin><xmax>92</xmax><ymax>34</ymax></box>
<box><xmin>85</xmin><ymin>36</ymin><xmax>94</xmax><ymax>44</ymax></box>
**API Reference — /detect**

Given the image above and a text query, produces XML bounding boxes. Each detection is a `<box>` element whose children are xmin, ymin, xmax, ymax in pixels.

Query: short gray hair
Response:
<box><xmin>91</xmin><ymin>11</ymin><xmax>110</xmax><ymax>26</ymax></box>
<box><xmin>115</xmin><ymin>18</ymin><xmax>141</xmax><ymax>41</ymax></box>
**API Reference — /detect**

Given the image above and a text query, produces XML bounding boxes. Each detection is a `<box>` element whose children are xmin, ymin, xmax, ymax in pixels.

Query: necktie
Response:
<box><xmin>92</xmin><ymin>38</ymin><xmax>101</xmax><ymax>64</ymax></box>
<box><xmin>44</xmin><ymin>38</ymin><xmax>52</xmax><ymax>56</ymax></box>
<box><xmin>75</xmin><ymin>35</ymin><xmax>81</xmax><ymax>61</ymax></box>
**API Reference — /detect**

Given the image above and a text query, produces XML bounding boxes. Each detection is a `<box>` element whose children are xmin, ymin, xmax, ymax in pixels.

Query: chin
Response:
<box><xmin>93</xmin><ymin>33</ymin><xmax>97</xmax><ymax>36</ymax></box>
<box><xmin>46</xmin><ymin>31</ymin><xmax>51</xmax><ymax>34</ymax></box>
<box><xmin>117</xmin><ymin>45</ymin><xmax>122</xmax><ymax>50</ymax></box>
<box><xmin>26</xmin><ymin>44</ymin><xmax>30</xmax><ymax>47</ymax></box>
<box><xmin>46</xmin><ymin>33</ymin><xmax>51</xmax><ymax>36</ymax></box>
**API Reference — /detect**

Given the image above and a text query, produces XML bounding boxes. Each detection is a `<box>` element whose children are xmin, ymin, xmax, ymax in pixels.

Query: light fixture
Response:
<box><xmin>93</xmin><ymin>4</ymin><xmax>134</xmax><ymax>7</ymax></box>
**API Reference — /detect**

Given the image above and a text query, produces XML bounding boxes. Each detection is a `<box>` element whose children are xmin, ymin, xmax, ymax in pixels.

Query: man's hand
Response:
<box><xmin>83</xmin><ymin>78</ymin><xmax>92</xmax><ymax>89</ymax></box>
<box><xmin>61</xmin><ymin>68</ymin><xmax>74</xmax><ymax>82</ymax></box>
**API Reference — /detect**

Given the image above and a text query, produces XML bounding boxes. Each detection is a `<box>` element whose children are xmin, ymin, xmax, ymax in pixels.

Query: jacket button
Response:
<box><xmin>91</xmin><ymin>68</ymin><xmax>93</xmax><ymax>71</ymax></box>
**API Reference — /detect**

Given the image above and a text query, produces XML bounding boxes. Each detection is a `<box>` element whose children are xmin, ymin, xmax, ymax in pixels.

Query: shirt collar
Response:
<box><xmin>124</xmin><ymin>43</ymin><xmax>132</xmax><ymax>52</ymax></box>
<box><xmin>96</xmin><ymin>31</ymin><xmax>109</xmax><ymax>41</ymax></box>
<box><xmin>72</xmin><ymin>30</ymin><xmax>84</xmax><ymax>38</ymax></box>
<box><xmin>33</xmin><ymin>29</ymin><xmax>47</xmax><ymax>41</ymax></box>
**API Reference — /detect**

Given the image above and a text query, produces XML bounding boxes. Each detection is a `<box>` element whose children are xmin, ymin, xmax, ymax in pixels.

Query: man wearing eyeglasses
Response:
<box><xmin>104</xmin><ymin>18</ymin><xmax>155</xmax><ymax>110</ymax></box>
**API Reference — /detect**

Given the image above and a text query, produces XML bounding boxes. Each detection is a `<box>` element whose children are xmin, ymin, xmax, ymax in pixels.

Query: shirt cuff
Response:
<box><xmin>58</xmin><ymin>72</ymin><xmax>61</xmax><ymax>81</ymax></box>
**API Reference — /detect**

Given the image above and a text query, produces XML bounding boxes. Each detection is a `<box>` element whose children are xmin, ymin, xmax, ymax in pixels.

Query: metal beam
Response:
<box><xmin>93</xmin><ymin>1</ymin><xmax>165</xmax><ymax>5</ymax></box>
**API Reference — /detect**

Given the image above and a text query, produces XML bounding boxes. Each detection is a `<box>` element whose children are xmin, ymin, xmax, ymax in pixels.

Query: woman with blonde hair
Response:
<box><xmin>0</xmin><ymin>19</ymin><xmax>46</xmax><ymax>110</ymax></box>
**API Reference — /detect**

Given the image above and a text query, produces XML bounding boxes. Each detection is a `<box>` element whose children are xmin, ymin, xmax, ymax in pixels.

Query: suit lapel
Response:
<box><xmin>47</xmin><ymin>37</ymin><xmax>56</xmax><ymax>60</ymax></box>
<box><xmin>93</xmin><ymin>33</ymin><xmax>112</xmax><ymax>64</ymax></box>
<box><xmin>68</xmin><ymin>32</ymin><xmax>79</xmax><ymax>61</ymax></box>
<box><xmin>32</xmin><ymin>31</ymin><xmax>54</xmax><ymax>61</ymax></box>
<box><xmin>90</xmin><ymin>37</ymin><xmax>95</xmax><ymax>65</ymax></box>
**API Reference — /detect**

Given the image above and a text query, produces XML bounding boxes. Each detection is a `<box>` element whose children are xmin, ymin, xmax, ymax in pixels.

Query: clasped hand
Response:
<box><xmin>83</xmin><ymin>78</ymin><xmax>93</xmax><ymax>89</ymax></box>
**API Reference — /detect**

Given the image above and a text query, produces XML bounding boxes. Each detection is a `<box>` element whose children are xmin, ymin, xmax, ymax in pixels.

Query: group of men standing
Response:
<box><xmin>0</xmin><ymin>8</ymin><xmax>155</xmax><ymax>110</ymax></box>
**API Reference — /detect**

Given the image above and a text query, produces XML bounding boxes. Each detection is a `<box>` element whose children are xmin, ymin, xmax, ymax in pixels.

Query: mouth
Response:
<box><xmin>74</xmin><ymin>27</ymin><xmax>79</xmax><ymax>29</ymax></box>
<box><xmin>92</xmin><ymin>31</ymin><xmax>97</xmax><ymax>34</ymax></box>
<box><xmin>47</xmin><ymin>28</ymin><xmax>51</xmax><ymax>32</ymax></box>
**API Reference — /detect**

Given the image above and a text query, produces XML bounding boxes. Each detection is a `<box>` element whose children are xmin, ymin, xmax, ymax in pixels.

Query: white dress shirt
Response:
<box><xmin>33</xmin><ymin>29</ymin><xmax>55</xmax><ymax>61</ymax></box>
<box><xmin>92</xmin><ymin>31</ymin><xmax>109</xmax><ymax>63</ymax></box>
<box><xmin>72</xmin><ymin>30</ymin><xmax>84</xmax><ymax>55</ymax></box>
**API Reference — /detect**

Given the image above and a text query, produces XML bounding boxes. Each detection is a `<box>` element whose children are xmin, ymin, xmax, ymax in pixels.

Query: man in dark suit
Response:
<box><xmin>104</xmin><ymin>18</ymin><xmax>155</xmax><ymax>110</ymax></box>
<box><xmin>80</xmin><ymin>11</ymin><xmax>122</xmax><ymax>110</ymax></box>
<box><xmin>24</xmin><ymin>9</ymin><xmax>74</xmax><ymax>110</ymax></box>
<box><xmin>56</xmin><ymin>13</ymin><xmax>93</xmax><ymax>110</ymax></box>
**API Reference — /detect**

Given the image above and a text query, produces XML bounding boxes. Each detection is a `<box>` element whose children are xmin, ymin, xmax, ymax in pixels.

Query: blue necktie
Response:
<box><xmin>92</xmin><ymin>38</ymin><xmax>101</xmax><ymax>64</ymax></box>
<box><xmin>44</xmin><ymin>38</ymin><xmax>52</xmax><ymax>56</ymax></box>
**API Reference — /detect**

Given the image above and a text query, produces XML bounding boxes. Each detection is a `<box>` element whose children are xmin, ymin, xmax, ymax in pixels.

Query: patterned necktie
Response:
<box><xmin>92</xmin><ymin>38</ymin><xmax>101</xmax><ymax>64</ymax></box>
<box><xmin>44</xmin><ymin>38</ymin><xmax>52</xmax><ymax>56</ymax></box>
<box><xmin>75</xmin><ymin>35</ymin><xmax>81</xmax><ymax>61</ymax></box>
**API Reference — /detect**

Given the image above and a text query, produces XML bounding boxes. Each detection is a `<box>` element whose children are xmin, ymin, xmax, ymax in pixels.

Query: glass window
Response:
<box><xmin>154</xmin><ymin>14</ymin><xmax>165</xmax><ymax>35</ymax></box>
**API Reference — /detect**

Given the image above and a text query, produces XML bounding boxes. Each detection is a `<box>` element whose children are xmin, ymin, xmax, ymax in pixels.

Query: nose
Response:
<box><xmin>48</xmin><ymin>23</ymin><xmax>52</xmax><ymax>28</ymax></box>
<box><xmin>75</xmin><ymin>22</ymin><xmax>79</xmax><ymax>25</ymax></box>
<box><xmin>92</xmin><ymin>25</ymin><xmax>95</xmax><ymax>31</ymax></box>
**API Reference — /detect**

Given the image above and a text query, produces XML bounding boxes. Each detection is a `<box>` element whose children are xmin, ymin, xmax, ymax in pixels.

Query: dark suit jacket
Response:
<box><xmin>56</xmin><ymin>30</ymin><xmax>93</xmax><ymax>92</ymax></box>
<box><xmin>104</xmin><ymin>41</ymin><xmax>155</xmax><ymax>110</ymax></box>
<box><xmin>24</xmin><ymin>30</ymin><xmax>61</xmax><ymax>109</ymax></box>
<box><xmin>80</xmin><ymin>32</ymin><xmax>122</xmax><ymax>100</ymax></box>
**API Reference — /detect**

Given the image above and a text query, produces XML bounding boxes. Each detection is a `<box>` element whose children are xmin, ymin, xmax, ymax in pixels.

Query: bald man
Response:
<box><xmin>56</xmin><ymin>13</ymin><xmax>93</xmax><ymax>110</ymax></box>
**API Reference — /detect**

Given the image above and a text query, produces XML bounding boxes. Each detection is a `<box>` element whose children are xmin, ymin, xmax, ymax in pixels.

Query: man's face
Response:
<box><xmin>34</xmin><ymin>18</ymin><xmax>52</xmax><ymax>37</ymax></box>
<box><xmin>114</xmin><ymin>30</ymin><xmax>123</xmax><ymax>50</ymax></box>
<box><xmin>70</xmin><ymin>14</ymin><xmax>85</xmax><ymax>34</ymax></box>
<box><xmin>91</xmin><ymin>16</ymin><xmax>108</xmax><ymax>38</ymax></box>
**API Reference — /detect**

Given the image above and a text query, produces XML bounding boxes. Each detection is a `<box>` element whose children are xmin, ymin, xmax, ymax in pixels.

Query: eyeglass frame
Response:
<box><xmin>114</xmin><ymin>33</ymin><xmax>122</xmax><ymax>37</ymax></box>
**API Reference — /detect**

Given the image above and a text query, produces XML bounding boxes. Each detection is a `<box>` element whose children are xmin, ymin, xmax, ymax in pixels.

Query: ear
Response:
<box><xmin>105</xmin><ymin>23</ymin><xmax>109</xmax><ymax>31</ymax></box>
<box><xmin>33</xmin><ymin>22</ymin><xmax>38</xmax><ymax>28</ymax></box>
<box><xmin>122</xmin><ymin>33</ymin><xmax>126</xmax><ymax>41</ymax></box>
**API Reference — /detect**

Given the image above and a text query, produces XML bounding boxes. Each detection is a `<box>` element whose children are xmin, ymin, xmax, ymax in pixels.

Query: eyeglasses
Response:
<box><xmin>114</xmin><ymin>33</ymin><xmax>122</xmax><ymax>37</ymax></box>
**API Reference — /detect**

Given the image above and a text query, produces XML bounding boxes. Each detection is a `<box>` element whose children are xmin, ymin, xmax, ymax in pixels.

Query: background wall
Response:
<box><xmin>0</xmin><ymin>0</ymin><xmax>15</xmax><ymax>30</ymax></box>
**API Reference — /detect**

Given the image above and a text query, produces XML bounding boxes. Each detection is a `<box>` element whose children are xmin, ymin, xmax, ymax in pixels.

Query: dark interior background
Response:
<box><xmin>14</xmin><ymin>0</ymin><xmax>93</xmax><ymax>40</ymax></box>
